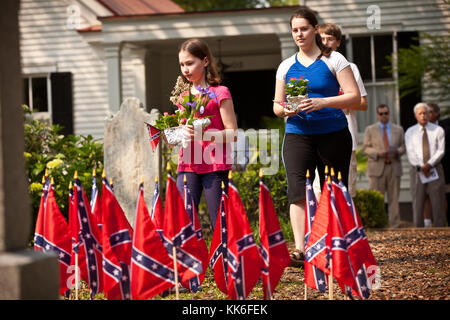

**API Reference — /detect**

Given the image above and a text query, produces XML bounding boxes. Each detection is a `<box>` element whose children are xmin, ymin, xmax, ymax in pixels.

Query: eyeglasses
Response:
<box><xmin>378</xmin><ymin>112</ymin><xmax>389</xmax><ymax>116</ymax></box>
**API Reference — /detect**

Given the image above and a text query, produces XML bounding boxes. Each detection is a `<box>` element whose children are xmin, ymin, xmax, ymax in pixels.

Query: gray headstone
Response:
<box><xmin>0</xmin><ymin>250</ymin><xmax>59</xmax><ymax>299</ymax></box>
<box><xmin>104</xmin><ymin>98</ymin><xmax>161</xmax><ymax>225</ymax></box>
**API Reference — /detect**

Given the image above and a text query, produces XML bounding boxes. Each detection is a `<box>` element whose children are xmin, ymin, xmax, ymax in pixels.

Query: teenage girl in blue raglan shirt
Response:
<box><xmin>273</xmin><ymin>7</ymin><xmax>361</xmax><ymax>266</ymax></box>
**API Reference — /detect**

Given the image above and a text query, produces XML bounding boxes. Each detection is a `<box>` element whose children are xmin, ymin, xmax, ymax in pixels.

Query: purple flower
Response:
<box><xmin>196</xmin><ymin>85</ymin><xmax>209</xmax><ymax>95</ymax></box>
<box><xmin>208</xmin><ymin>91</ymin><xmax>219</xmax><ymax>99</ymax></box>
<box><xmin>185</xmin><ymin>101</ymin><xmax>196</xmax><ymax>107</ymax></box>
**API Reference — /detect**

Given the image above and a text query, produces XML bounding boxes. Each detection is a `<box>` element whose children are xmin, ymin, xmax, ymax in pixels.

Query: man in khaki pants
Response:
<box><xmin>363</xmin><ymin>104</ymin><xmax>405</xmax><ymax>228</ymax></box>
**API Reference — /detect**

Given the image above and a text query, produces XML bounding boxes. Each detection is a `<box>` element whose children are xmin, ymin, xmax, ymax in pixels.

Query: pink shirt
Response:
<box><xmin>177</xmin><ymin>85</ymin><xmax>233</xmax><ymax>174</ymax></box>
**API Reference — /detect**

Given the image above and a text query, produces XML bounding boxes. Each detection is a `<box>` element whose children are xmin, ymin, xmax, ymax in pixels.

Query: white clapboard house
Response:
<box><xmin>19</xmin><ymin>0</ymin><xmax>450</xmax><ymax>218</ymax></box>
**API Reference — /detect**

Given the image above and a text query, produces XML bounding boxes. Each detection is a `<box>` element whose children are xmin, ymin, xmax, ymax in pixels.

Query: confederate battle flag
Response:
<box><xmin>259</xmin><ymin>177</ymin><xmax>290</xmax><ymax>299</ymax></box>
<box><xmin>34</xmin><ymin>177</ymin><xmax>72</xmax><ymax>297</ymax></box>
<box><xmin>131</xmin><ymin>182</ymin><xmax>175</xmax><ymax>299</ymax></box>
<box><xmin>226</xmin><ymin>179</ymin><xmax>262</xmax><ymax>300</ymax></box>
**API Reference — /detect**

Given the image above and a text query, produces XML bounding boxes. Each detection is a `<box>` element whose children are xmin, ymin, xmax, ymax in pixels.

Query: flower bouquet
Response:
<box><xmin>147</xmin><ymin>76</ymin><xmax>218</xmax><ymax>148</ymax></box>
<box><xmin>285</xmin><ymin>76</ymin><xmax>309</xmax><ymax>112</ymax></box>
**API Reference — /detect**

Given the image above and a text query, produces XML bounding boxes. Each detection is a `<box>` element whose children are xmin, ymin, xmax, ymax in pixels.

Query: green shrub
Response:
<box><xmin>24</xmin><ymin>106</ymin><xmax>104</xmax><ymax>242</ymax></box>
<box><xmin>356</xmin><ymin>148</ymin><xmax>368</xmax><ymax>178</ymax></box>
<box><xmin>230</xmin><ymin>164</ymin><xmax>289</xmax><ymax>224</ymax></box>
<box><xmin>353</xmin><ymin>189</ymin><xmax>387</xmax><ymax>228</ymax></box>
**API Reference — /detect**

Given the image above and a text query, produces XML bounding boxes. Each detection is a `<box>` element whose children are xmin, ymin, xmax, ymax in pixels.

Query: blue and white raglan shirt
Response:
<box><xmin>276</xmin><ymin>51</ymin><xmax>350</xmax><ymax>135</ymax></box>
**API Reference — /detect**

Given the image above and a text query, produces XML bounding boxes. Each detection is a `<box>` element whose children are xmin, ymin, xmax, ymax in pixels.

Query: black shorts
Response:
<box><xmin>282</xmin><ymin>128</ymin><xmax>352</xmax><ymax>204</ymax></box>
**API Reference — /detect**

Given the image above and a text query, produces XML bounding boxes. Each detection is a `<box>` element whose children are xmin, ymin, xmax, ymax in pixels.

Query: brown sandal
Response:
<box><xmin>289</xmin><ymin>249</ymin><xmax>305</xmax><ymax>267</ymax></box>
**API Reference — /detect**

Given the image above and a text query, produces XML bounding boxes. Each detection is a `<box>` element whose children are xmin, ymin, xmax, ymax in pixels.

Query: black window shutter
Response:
<box><xmin>337</xmin><ymin>34</ymin><xmax>346</xmax><ymax>59</ymax></box>
<box><xmin>397</xmin><ymin>31</ymin><xmax>421</xmax><ymax>130</ymax></box>
<box><xmin>50</xmin><ymin>72</ymin><xmax>73</xmax><ymax>135</ymax></box>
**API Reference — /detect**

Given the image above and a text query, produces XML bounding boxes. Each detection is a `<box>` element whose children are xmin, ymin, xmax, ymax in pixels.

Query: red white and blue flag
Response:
<box><xmin>100</xmin><ymin>177</ymin><xmax>133</xmax><ymax>300</ymax></box>
<box><xmin>131</xmin><ymin>183</ymin><xmax>176</xmax><ymax>299</ymax></box>
<box><xmin>151</xmin><ymin>178</ymin><xmax>163</xmax><ymax>235</ymax></box>
<box><xmin>90</xmin><ymin>173</ymin><xmax>102</xmax><ymax>231</ymax></box>
<box><xmin>162</xmin><ymin>173</ymin><xmax>205</xmax><ymax>287</ymax></box>
<box><xmin>34</xmin><ymin>178</ymin><xmax>72</xmax><ymax>297</ymax></box>
<box><xmin>331</xmin><ymin>176</ymin><xmax>377</xmax><ymax>299</ymax></box>
<box><xmin>34</xmin><ymin>176</ymin><xmax>51</xmax><ymax>252</ymax></box>
<box><xmin>259</xmin><ymin>178</ymin><xmax>290</xmax><ymax>299</ymax></box>
<box><xmin>304</xmin><ymin>176</ymin><xmax>328</xmax><ymax>293</ymax></box>
<box><xmin>226</xmin><ymin>180</ymin><xmax>262</xmax><ymax>300</ymax></box>
<box><xmin>208</xmin><ymin>189</ymin><xmax>229</xmax><ymax>295</ymax></box>
<box><xmin>304</xmin><ymin>179</ymin><xmax>332</xmax><ymax>275</ymax></box>
<box><xmin>327</xmin><ymin>177</ymin><xmax>360</xmax><ymax>297</ymax></box>
<box><xmin>145</xmin><ymin>123</ymin><xmax>161</xmax><ymax>152</ymax></box>
<box><xmin>181</xmin><ymin>176</ymin><xmax>209</xmax><ymax>292</ymax></box>
<box><xmin>69</xmin><ymin>178</ymin><xmax>104</xmax><ymax>298</ymax></box>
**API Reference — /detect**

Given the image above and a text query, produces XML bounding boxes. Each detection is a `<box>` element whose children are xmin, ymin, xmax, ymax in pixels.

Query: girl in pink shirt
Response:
<box><xmin>174</xmin><ymin>38</ymin><xmax>237</xmax><ymax>230</ymax></box>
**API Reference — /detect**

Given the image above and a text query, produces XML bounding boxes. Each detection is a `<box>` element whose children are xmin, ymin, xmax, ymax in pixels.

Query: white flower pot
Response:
<box><xmin>286</xmin><ymin>94</ymin><xmax>308</xmax><ymax>112</ymax></box>
<box><xmin>162</xmin><ymin>118</ymin><xmax>211</xmax><ymax>147</ymax></box>
<box><xmin>163</xmin><ymin>125</ymin><xmax>184</xmax><ymax>146</ymax></box>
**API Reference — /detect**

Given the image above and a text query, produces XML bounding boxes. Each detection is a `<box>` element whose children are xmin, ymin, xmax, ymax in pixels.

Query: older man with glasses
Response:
<box><xmin>363</xmin><ymin>104</ymin><xmax>406</xmax><ymax>228</ymax></box>
<box><xmin>405</xmin><ymin>102</ymin><xmax>446</xmax><ymax>228</ymax></box>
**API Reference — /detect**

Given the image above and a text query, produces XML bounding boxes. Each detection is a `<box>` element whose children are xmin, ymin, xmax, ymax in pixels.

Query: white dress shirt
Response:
<box><xmin>344</xmin><ymin>63</ymin><xmax>368</xmax><ymax>151</ymax></box>
<box><xmin>405</xmin><ymin>122</ymin><xmax>445</xmax><ymax>167</ymax></box>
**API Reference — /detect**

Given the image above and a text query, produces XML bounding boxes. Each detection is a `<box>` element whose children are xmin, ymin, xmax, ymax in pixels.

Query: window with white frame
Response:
<box><xmin>22</xmin><ymin>72</ymin><xmax>73</xmax><ymax>135</ymax></box>
<box><xmin>23</xmin><ymin>75</ymin><xmax>52</xmax><ymax>114</ymax></box>
<box><xmin>348</xmin><ymin>33</ymin><xmax>398</xmax><ymax>137</ymax></box>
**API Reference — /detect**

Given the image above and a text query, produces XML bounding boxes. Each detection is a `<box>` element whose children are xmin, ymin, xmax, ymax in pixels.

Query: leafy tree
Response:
<box><xmin>24</xmin><ymin>106</ymin><xmax>104</xmax><ymax>241</ymax></box>
<box><xmin>386</xmin><ymin>32</ymin><xmax>450</xmax><ymax>101</ymax></box>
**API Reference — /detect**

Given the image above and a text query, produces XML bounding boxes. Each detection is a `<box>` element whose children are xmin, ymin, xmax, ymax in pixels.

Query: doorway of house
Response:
<box><xmin>222</xmin><ymin>69</ymin><xmax>277</xmax><ymax>129</ymax></box>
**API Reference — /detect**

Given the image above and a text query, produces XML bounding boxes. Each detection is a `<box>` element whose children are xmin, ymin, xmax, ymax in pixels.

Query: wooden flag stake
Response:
<box><xmin>71</xmin><ymin>173</ymin><xmax>79</xmax><ymax>300</ymax></box>
<box><xmin>173</xmin><ymin>246</ymin><xmax>179</xmax><ymax>300</ymax></box>
<box><xmin>75</xmin><ymin>252</ymin><xmax>79</xmax><ymax>300</ymax></box>
<box><xmin>166</xmin><ymin>169</ymin><xmax>179</xmax><ymax>300</ymax></box>
<box><xmin>329</xmin><ymin>260</ymin><xmax>334</xmax><ymax>300</ymax></box>
<box><xmin>327</xmin><ymin>175</ymin><xmax>334</xmax><ymax>300</ymax></box>
<box><xmin>259</xmin><ymin>168</ymin><xmax>273</xmax><ymax>300</ymax></box>
<box><xmin>304</xmin><ymin>170</ymin><xmax>310</xmax><ymax>300</ymax></box>
<box><xmin>304</xmin><ymin>282</ymin><xmax>308</xmax><ymax>300</ymax></box>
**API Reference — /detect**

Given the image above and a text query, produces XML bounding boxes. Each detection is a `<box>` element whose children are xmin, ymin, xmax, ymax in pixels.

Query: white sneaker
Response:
<box><xmin>424</xmin><ymin>219</ymin><xmax>432</xmax><ymax>228</ymax></box>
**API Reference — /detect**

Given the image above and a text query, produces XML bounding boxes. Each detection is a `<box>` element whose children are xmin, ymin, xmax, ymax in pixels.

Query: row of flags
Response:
<box><xmin>34</xmin><ymin>164</ymin><xmax>377</xmax><ymax>300</ymax></box>
<box><xmin>33</xmin><ymin>168</ymin><xmax>291</xmax><ymax>300</ymax></box>
<box><xmin>304</xmin><ymin>169</ymin><xmax>377</xmax><ymax>299</ymax></box>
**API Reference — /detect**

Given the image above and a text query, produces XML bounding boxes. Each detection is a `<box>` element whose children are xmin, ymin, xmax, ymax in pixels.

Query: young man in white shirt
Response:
<box><xmin>319</xmin><ymin>23</ymin><xmax>368</xmax><ymax>197</ymax></box>
<box><xmin>422</xmin><ymin>103</ymin><xmax>441</xmax><ymax>226</ymax></box>
<box><xmin>405</xmin><ymin>103</ymin><xmax>446</xmax><ymax>227</ymax></box>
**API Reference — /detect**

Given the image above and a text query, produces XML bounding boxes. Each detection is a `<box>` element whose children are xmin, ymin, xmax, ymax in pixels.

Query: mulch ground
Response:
<box><xmin>277</xmin><ymin>228</ymin><xmax>450</xmax><ymax>300</ymax></box>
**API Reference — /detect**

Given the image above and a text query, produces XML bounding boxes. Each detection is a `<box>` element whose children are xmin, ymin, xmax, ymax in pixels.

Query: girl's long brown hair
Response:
<box><xmin>290</xmin><ymin>6</ymin><xmax>332</xmax><ymax>58</ymax></box>
<box><xmin>178</xmin><ymin>38</ymin><xmax>221</xmax><ymax>86</ymax></box>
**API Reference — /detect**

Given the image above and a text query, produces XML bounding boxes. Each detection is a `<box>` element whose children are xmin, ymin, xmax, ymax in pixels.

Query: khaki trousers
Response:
<box><xmin>369</xmin><ymin>163</ymin><xmax>401</xmax><ymax>228</ymax></box>
<box><xmin>410</xmin><ymin>164</ymin><xmax>446</xmax><ymax>227</ymax></box>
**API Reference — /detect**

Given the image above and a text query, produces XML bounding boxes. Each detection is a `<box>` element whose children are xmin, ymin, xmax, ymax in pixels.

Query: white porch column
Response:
<box><xmin>105</xmin><ymin>43</ymin><xmax>122</xmax><ymax>113</ymax></box>
<box><xmin>130</xmin><ymin>48</ymin><xmax>147</xmax><ymax>108</ymax></box>
<box><xmin>277</xmin><ymin>33</ymin><xmax>297</xmax><ymax>60</ymax></box>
